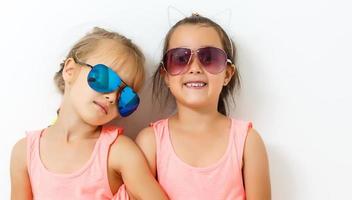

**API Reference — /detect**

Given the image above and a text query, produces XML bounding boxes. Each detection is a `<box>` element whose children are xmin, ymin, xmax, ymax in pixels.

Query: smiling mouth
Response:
<box><xmin>93</xmin><ymin>101</ymin><xmax>108</xmax><ymax>115</ymax></box>
<box><xmin>184</xmin><ymin>82</ymin><xmax>207</xmax><ymax>88</ymax></box>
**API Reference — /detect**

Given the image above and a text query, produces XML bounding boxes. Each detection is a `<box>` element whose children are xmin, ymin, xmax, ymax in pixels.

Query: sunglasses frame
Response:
<box><xmin>76</xmin><ymin>61</ymin><xmax>128</xmax><ymax>94</ymax></box>
<box><xmin>75</xmin><ymin>60</ymin><xmax>140</xmax><ymax>117</ymax></box>
<box><xmin>160</xmin><ymin>46</ymin><xmax>235</xmax><ymax>76</ymax></box>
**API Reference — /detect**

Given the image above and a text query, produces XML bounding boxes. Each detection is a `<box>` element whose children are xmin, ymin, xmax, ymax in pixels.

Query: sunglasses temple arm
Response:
<box><xmin>159</xmin><ymin>62</ymin><xmax>168</xmax><ymax>72</ymax></box>
<box><xmin>74</xmin><ymin>60</ymin><xmax>93</xmax><ymax>69</ymax></box>
<box><xmin>117</xmin><ymin>84</ymin><xmax>127</xmax><ymax>95</ymax></box>
<box><xmin>85</xmin><ymin>63</ymin><xmax>94</xmax><ymax>68</ymax></box>
<box><xmin>227</xmin><ymin>59</ymin><xmax>235</xmax><ymax>68</ymax></box>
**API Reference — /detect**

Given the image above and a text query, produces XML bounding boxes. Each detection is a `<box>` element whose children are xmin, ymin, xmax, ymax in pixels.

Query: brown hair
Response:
<box><xmin>54</xmin><ymin>27</ymin><xmax>145</xmax><ymax>93</ymax></box>
<box><xmin>152</xmin><ymin>14</ymin><xmax>241</xmax><ymax>115</ymax></box>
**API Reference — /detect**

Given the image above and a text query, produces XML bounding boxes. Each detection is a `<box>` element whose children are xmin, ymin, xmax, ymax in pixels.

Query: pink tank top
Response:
<box><xmin>152</xmin><ymin>118</ymin><xmax>252</xmax><ymax>200</ymax></box>
<box><xmin>26</xmin><ymin>125</ymin><xmax>129</xmax><ymax>200</ymax></box>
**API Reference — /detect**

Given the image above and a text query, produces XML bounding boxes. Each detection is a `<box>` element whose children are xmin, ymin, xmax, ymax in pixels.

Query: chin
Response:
<box><xmin>81</xmin><ymin>114</ymin><xmax>111</xmax><ymax>126</ymax></box>
<box><xmin>181</xmin><ymin>99</ymin><xmax>209</xmax><ymax>108</ymax></box>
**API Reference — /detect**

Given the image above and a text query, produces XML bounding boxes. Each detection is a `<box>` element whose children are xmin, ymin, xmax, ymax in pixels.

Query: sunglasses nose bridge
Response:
<box><xmin>187</xmin><ymin>50</ymin><xmax>195</xmax><ymax>65</ymax></box>
<box><xmin>187</xmin><ymin>50</ymin><xmax>204</xmax><ymax>74</ymax></box>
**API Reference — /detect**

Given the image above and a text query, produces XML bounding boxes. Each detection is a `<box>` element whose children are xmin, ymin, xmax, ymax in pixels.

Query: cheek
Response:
<box><xmin>109</xmin><ymin>105</ymin><xmax>119</xmax><ymax>118</ymax></box>
<box><xmin>167</xmin><ymin>77</ymin><xmax>183</xmax><ymax>95</ymax></box>
<box><xmin>208</xmin><ymin>74</ymin><xmax>226</xmax><ymax>92</ymax></box>
<box><xmin>70</xmin><ymin>76</ymin><xmax>95</xmax><ymax>104</ymax></box>
<box><xmin>71</xmin><ymin>88</ymin><xmax>92</xmax><ymax>112</ymax></box>
<box><xmin>167</xmin><ymin>76</ymin><xmax>181</xmax><ymax>87</ymax></box>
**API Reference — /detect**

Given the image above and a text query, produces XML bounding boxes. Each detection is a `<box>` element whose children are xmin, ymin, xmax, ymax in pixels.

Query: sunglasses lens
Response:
<box><xmin>118</xmin><ymin>87</ymin><xmax>140</xmax><ymax>117</ymax></box>
<box><xmin>163</xmin><ymin>48</ymin><xmax>191</xmax><ymax>75</ymax></box>
<box><xmin>87</xmin><ymin>64</ymin><xmax>139</xmax><ymax>117</ymax></box>
<box><xmin>197</xmin><ymin>47</ymin><xmax>227</xmax><ymax>74</ymax></box>
<box><xmin>87</xmin><ymin>64</ymin><xmax>121</xmax><ymax>93</ymax></box>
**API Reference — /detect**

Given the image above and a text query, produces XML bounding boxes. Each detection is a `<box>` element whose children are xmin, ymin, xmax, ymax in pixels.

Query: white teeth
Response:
<box><xmin>185</xmin><ymin>82</ymin><xmax>206</xmax><ymax>87</ymax></box>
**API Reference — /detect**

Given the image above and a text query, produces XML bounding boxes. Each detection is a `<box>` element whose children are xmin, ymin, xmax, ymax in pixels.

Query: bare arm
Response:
<box><xmin>243</xmin><ymin>128</ymin><xmax>271</xmax><ymax>200</ymax></box>
<box><xmin>135</xmin><ymin>127</ymin><xmax>157</xmax><ymax>177</ymax></box>
<box><xmin>111</xmin><ymin>135</ymin><xmax>167</xmax><ymax>200</ymax></box>
<box><xmin>10</xmin><ymin>138</ymin><xmax>33</xmax><ymax>200</ymax></box>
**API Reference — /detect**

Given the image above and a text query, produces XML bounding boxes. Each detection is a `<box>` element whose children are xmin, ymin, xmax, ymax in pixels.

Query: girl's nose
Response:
<box><xmin>104</xmin><ymin>92</ymin><xmax>117</xmax><ymax>104</ymax></box>
<box><xmin>187</xmin><ymin>55</ymin><xmax>203</xmax><ymax>74</ymax></box>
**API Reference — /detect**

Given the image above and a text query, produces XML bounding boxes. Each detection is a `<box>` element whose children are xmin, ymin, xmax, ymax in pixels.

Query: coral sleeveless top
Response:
<box><xmin>151</xmin><ymin>118</ymin><xmax>252</xmax><ymax>200</ymax></box>
<box><xmin>26</xmin><ymin>125</ymin><xmax>129</xmax><ymax>200</ymax></box>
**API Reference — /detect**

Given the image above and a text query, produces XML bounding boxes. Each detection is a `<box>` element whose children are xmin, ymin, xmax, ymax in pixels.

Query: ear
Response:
<box><xmin>158</xmin><ymin>65</ymin><xmax>170</xmax><ymax>87</ymax></box>
<box><xmin>161</xmin><ymin>69</ymin><xmax>170</xmax><ymax>87</ymax></box>
<box><xmin>223</xmin><ymin>64</ymin><xmax>235</xmax><ymax>86</ymax></box>
<box><xmin>164</xmin><ymin>73</ymin><xmax>170</xmax><ymax>88</ymax></box>
<box><xmin>62</xmin><ymin>58</ymin><xmax>80</xmax><ymax>86</ymax></box>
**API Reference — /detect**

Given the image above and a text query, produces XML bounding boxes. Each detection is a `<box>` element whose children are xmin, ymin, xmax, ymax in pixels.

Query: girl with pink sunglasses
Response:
<box><xmin>136</xmin><ymin>14</ymin><xmax>271</xmax><ymax>200</ymax></box>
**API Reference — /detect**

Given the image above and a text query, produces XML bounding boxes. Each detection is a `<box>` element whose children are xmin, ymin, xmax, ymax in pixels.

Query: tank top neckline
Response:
<box><xmin>36</xmin><ymin>126</ymin><xmax>105</xmax><ymax>179</ymax></box>
<box><xmin>165</xmin><ymin>117</ymin><xmax>234</xmax><ymax>172</ymax></box>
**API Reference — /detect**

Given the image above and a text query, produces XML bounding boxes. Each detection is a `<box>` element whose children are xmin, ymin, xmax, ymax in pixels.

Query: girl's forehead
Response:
<box><xmin>169</xmin><ymin>24</ymin><xmax>223</xmax><ymax>49</ymax></box>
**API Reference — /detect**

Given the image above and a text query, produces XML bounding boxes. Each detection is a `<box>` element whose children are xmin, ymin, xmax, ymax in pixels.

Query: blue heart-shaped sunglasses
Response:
<box><xmin>76</xmin><ymin>61</ymin><xmax>140</xmax><ymax>117</ymax></box>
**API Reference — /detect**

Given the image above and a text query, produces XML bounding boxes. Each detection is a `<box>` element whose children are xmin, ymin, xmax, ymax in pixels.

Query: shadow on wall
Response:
<box><xmin>111</xmin><ymin>78</ymin><xmax>175</xmax><ymax>139</ymax></box>
<box><xmin>268</xmin><ymin>145</ymin><xmax>299</xmax><ymax>200</ymax></box>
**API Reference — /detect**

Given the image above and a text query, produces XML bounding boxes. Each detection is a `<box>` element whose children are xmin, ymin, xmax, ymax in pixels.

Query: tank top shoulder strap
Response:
<box><xmin>86</xmin><ymin>125</ymin><xmax>123</xmax><ymax>195</ymax></box>
<box><xmin>149</xmin><ymin>118</ymin><xmax>171</xmax><ymax>168</ymax></box>
<box><xmin>100</xmin><ymin>125</ymin><xmax>124</xmax><ymax>146</ymax></box>
<box><xmin>231</xmin><ymin>118</ymin><xmax>253</xmax><ymax>168</ymax></box>
<box><xmin>97</xmin><ymin>125</ymin><xmax>124</xmax><ymax>165</ymax></box>
<box><xmin>149</xmin><ymin>118</ymin><xmax>169</xmax><ymax>140</ymax></box>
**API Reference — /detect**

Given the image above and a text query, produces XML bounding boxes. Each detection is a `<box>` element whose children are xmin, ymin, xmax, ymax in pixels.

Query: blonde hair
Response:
<box><xmin>54</xmin><ymin>27</ymin><xmax>145</xmax><ymax>93</ymax></box>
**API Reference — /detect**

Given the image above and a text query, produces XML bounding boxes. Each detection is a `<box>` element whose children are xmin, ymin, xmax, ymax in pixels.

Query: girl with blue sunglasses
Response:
<box><xmin>10</xmin><ymin>27</ymin><xmax>168</xmax><ymax>200</ymax></box>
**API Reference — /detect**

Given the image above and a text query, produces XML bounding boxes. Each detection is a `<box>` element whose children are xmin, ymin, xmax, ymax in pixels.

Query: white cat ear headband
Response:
<box><xmin>166</xmin><ymin>6</ymin><xmax>235</xmax><ymax>60</ymax></box>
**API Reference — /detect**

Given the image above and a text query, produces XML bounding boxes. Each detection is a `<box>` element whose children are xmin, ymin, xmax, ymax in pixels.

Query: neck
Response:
<box><xmin>172</xmin><ymin>101</ymin><xmax>224</xmax><ymax>130</ymax></box>
<box><xmin>50</xmin><ymin>100</ymin><xmax>99</xmax><ymax>142</ymax></box>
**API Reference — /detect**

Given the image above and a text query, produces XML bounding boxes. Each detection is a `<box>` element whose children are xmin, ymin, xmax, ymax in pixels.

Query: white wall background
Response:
<box><xmin>1</xmin><ymin>0</ymin><xmax>351</xmax><ymax>199</ymax></box>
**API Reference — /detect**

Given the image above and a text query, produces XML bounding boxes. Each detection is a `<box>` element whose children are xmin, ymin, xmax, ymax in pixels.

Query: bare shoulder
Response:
<box><xmin>109</xmin><ymin>135</ymin><xmax>146</xmax><ymax>171</ymax></box>
<box><xmin>110</xmin><ymin>135</ymin><xmax>141</xmax><ymax>158</ymax></box>
<box><xmin>110</xmin><ymin>132</ymin><xmax>167</xmax><ymax>200</ymax></box>
<box><xmin>135</xmin><ymin>126</ymin><xmax>156</xmax><ymax>148</ymax></box>
<box><xmin>243</xmin><ymin>128</ymin><xmax>271</xmax><ymax>199</ymax></box>
<box><xmin>245</xmin><ymin>128</ymin><xmax>268</xmax><ymax>153</ymax></box>
<box><xmin>11</xmin><ymin>137</ymin><xmax>27</xmax><ymax>165</ymax></box>
<box><xmin>11</xmin><ymin>137</ymin><xmax>33</xmax><ymax>199</ymax></box>
<box><xmin>135</xmin><ymin>126</ymin><xmax>157</xmax><ymax>176</ymax></box>
<box><xmin>243</xmin><ymin>128</ymin><xmax>269</xmax><ymax>165</ymax></box>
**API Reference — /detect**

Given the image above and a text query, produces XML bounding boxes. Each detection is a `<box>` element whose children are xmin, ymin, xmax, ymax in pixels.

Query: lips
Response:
<box><xmin>93</xmin><ymin>101</ymin><xmax>108</xmax><ymax>114</ymax></box>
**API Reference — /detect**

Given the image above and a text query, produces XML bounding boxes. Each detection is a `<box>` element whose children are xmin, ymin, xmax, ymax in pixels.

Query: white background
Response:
<box><xmin>1</xmin><ymin>0</ymin><xmax>351</xmax><ymax>199</ymax></box>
